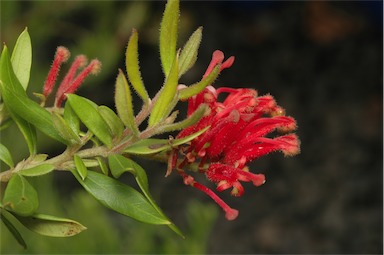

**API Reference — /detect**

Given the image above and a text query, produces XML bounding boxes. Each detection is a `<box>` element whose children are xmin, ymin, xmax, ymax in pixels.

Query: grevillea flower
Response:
<box><xmin>42</xmin><ymin>46</ymin><xmax>101</xmax><ymax>107</ymax></box>
<box><xmin>168</xmin><ymin>50</ymin><xmax>300</xmax><ymax>220</ymax></box>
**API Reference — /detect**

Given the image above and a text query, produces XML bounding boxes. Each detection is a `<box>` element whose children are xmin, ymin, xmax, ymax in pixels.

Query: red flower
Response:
<box><xmin>42</xmin><ymin>46</ymin><xmax>101</xmax><ymax>107</ymax></box>
<box><xmin>169</xmin><ymin>50</ymin><xmax>300</xmax><ymax>220</ymax></box>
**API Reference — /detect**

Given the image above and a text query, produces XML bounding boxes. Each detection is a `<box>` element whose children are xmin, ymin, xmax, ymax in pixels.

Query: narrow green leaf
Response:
<box><xmin>159</xmin><ymin>104</ymin><xmax>207</xmax><ymax>133</ymax></box>
<box><xmin>67</xmin><ymin>94</ymin><xmax>113</xmax><ymax>147</ymax></box>
<box><xmin>2</xmin><ymin>174</ymin><xmax>39</xmax><ymax>216</ymax></box>
<box><xmin>51</xmin><ymin>112</ymin><xmax>82</xmax><ymax>145</ymax></box>
<box><xmin>0</xmin><ymin>47</ymin><xmax>67</xmax><ymax>144</ymax></box>
<box><xmin>126</xmin><ymin>29</ymin><xmax>149</xmax><ymax>104</ymax></box>
<box><xmin>0</xmin><ymin>116</ymin><xmax>13</xmax><ymax>131</ymax></box>
<box><xmin>124</xmin><ymin>138</ymin><xmax>170</xmax><ymax>155</ymax></box>
<box><xmin>114</xmin><ymin>70</ymin><xmax>139</xmax><ymax>136</ymax></box>
<box><xmin>74</xmin><ymin>155</ymin><xmax>88</xmax><ymax>180</ymax></box>
<box><xmin>0</xmin><ymin>143</ymin><xmax>14</xmax><ymax>168</ymax></box>
<box><xmin>96</xmin><ymin>157</ymin><xmax>109</xmax><ymax>175</ymax></box>
<box><xmin>98</xmin><ymin>105</ymin><xmax>124</xmax><ymax>139</ymax></box>
<box><xmin>108</xmin><ymin>155</ymin><xmax>145</xmax><ymax>181</ymax></box>
<box><xmin>178</xmin><ymin>64</ymin><xmax>220</xmax><ymax>100</ymax></box>
<box><xmin>124</xmin><ymin>126</ymin><xmax>209</xmax><ymax>155</ymax></box>
<box><xmin>160</xmin><ymin>0</ymin><xmax>179</xmax><ymax>76</ymax></box>
<box><xmin>0</xmin><ymin>210</ymin><xmax>27</xmax><ymax>249</ymax></box>
<box><xmin>29</xmin><ymin>154</ymin><xmax>48</xmax><ymax>164</ymax></box>
<box><xmin>19</xmin><ymin>164</ymin><xmax>55</xmax><ymax>177</ymax></box>
<box><xmin>0</xmin><ymin>102</ymin><xmax>10</xmax><ymax>123</ymax></box>
<box><xmin>170</xmin><ymin>126</ymin><xmax>210</xmax><ymax>146</ymax></box>
<box><xmin>108</xmin><ymin>154</ymin><xmax>184</xmax><ymax>237</ymax></box>
<box><xmin>73</xmin><ymin>170</ymin><xmax>170</xmax><ymax>225</ymax></box>
<box><xmin>82</xmin><ymin>159</ymin><xmax>99</xmax><ymax>168</ymax></box>
<box><xmin>10</xmin><ymin>28</ymin><xmax>32</xmax><ymax>90</ymax></box>
<box><xmin>5</xmin><ymin>106</ymin><xmax>37</xmax><ymax>155</ymax></box>
<box><xmin>15</xmin><ymin>213</ymin><xmax>87</xmax><ymax>237</ymax></box>
<box><xmin>64</xmin><ymin>102</ymin><xmax>80</xmax><ymax>135</ymax></box>
<box><xmin>148</xmin><ymin>54</ymin><xmax>179</xmax><ymax>127</ymax></box>
<box><xmin>179</xmin><ymin>27</ymin><xmax>202</xmax><ymax>78</ymax></box>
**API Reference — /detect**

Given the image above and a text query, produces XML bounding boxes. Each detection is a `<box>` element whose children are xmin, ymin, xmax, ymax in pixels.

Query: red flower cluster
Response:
<box><xmin>43</xmin><ymin>46</ymin><xmax>101</xmax><ymax>107</ymax></box>
<box><xmin>169</xmin><ymin>50</ymin><xmax>300</xmax><ymax>220</ymax></box>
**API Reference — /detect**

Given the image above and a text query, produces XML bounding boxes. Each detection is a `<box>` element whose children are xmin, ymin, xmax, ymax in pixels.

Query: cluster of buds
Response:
<box><xmin>43</xmin><ymin>46</ymin><xmax>101</xmax><ymax>107</ymax></box>
<box><xmin>169</xmin><ymin>50</ymin><xmax>300</xmax><ymax>220</ymax></box>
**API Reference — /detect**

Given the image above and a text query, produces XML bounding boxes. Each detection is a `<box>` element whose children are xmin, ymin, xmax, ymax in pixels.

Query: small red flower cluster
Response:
<box><xmin>169</xmin><ymin>50</ymin><xmax>300</xmax><ymax>220</ymax></box>
<box><xmin>43</xmin><ymin>46</ymin><xmax>101</xmax><ymax>107</ymax></box>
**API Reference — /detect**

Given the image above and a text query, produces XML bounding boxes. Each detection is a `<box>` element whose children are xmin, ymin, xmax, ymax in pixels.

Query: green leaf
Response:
<box><xmin>73</xmin><ymin>170</ymin><xmax>170</xmax><ymax>225</ymax></box>
<box><xmin>96</xmin><ymin>157</ymin><xmax>109</xmax><ymax>175</ymax></box>
<box><xmin>179</xmin><ymin>27</ymin><xmax>202</xmax><ymax>78</ymax></box>
<box><xmin>15</xmin><ymin>213</ymin><xmax>87</xmax><ymax>237</ymax></box>
<box><xmin>148</xmin><ymin>54</ymin><xmax>179</xmax><ymax>127</ymax></box>
<box><xmin>108</xmin><ymin>155</ymin><xmax>144</xmax><ymax>180</ymax></box>
<box><xmin>6</xmin><ymin>107</ymin><xmax>37</xmax><ymax>155</ymax></box>
<box><xmin>63</xmin><ymin>102</ymin><xmax>80</xmax><ymax>135</ymax></box>
<box><xmin>0</xmin><ymin>46</ymin><xmax>67</xmax><ymax>144</ymax></box>
<box><xmin>98</xmin><ymin>105</ymin><xmax>124</xmax><ymax>139</ymax></box>
<box><xmin>0</xmin><ymin>210</ymin><xmax>27</xmax><ymax>249</ymax></box>
<box><xmin>67</xmin><ymin>94</ymin><xmax>113</xmax><ymax>147</ymax></box>
<box><xmin>19</xmin><ymin>164</ymin><xmax>55</xmax><ymax>177</ymax></box>
<box><xmin>29</xmin><ymin>153</ymin><xmax>48</xmax><ymax>163</ymax></box>
<box><xmin>74</xmin><ymin>155</ymin><xmax>88</xmax><ymax>180</ymax></box>
<box><xmin>108</xmin><ymin>154</ymin><xmax>184</xmax><ymax>237</ymax></box>
<box><xmin>126</xmin><ymin>29</ymin><xmax>149</xmax><ymax>104</ymax></box>
<box><xmin>10</xmin><ymin>28</ymin><xmax>32</xmax><ymax>90</ymax></box>
<box><xmin>124</xmin><ymin>126</ymin><xmax>209</xmax><ymax>155</ymax></box>
<box><xmin>51</xmin><ymin>112</ymin><xmax>82</xmax><ymax>145</ymax></box>
<box><xmin>1</xmin><ymin>97</ymin><xmax>35</xmax><ymax>152</ymax></box>
<box><xmin>178</xmin><ymin>64</ymin><xmax>221</xmax><ymax>100</ymax></box>
<box><xmin>2</xmin><ymin>174</ymin><xmax>39</xmax><ymax>216</ymax></box>
<box><xmin>0</xmin><ymin>143</ymin><xmax>14</xmax><ymax>168</ymax></box>
<box><xmin>114</xmin><ymin>70</ymin><xmax>139</xmax><ymax>136</ymax></box>
<box><xmin>160</xmin><ymin>0</ymin><xmax>179</xmax><ymax>76</ymax></box>
<box><xmin>0</xmin><ymin>116</ymin><xmax>13</xmax><ymax>131</ymax></box>
<box><xmin>158</xmin><ymin>104</ymin><xmax>207</xmax><ymax>133</ymax></box>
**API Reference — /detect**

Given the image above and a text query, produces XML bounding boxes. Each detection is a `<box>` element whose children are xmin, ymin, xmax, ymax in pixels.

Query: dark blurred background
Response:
<box><xmin>1</xmin><ymin>1</ymin><xmax>382</xmax><ymax>254</ymax></box>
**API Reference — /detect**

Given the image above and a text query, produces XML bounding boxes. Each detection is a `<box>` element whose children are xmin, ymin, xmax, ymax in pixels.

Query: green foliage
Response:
<box><xmin>73</xmin><ymin>170</ymin><xmax>171</xmax><ymax>225</ymax></box>
<box><xmin>51</xmin><ymin>112</ymin><xmax>82</xmax><ymax>145</ymax></box>
<box><xmin>73</xmin><ymin>155</ymin><xmax>88</xmax><ymax>181</ymax></box>
<box><xmin>0</xmin><ymin>46</ymin><xmax>66</xmax><ymax>145</ymax></box>
<box><xmin>114</xmin><ymin>70</ymin><xmax>139</xmax><ymax>136</ymax></box>
<box><xmin>1</xmin><ymin>185</ymin><xmax>218</xmax><ymax>254</ymax></box>
<box><xmin>10</xmin><ymin>28</ymin><xmax>31</xmax><ymax>90</ymax></box>
<box><xmin>15</xmin><ymin>213</ymin><xmax>87</xmax><ymax>237</ymax></box>
<box><xmin>160</xmin><ymin>0</ymin><xmax>179</xmax><ymax>77</ymax></box>
<box><xmin>126</xmin><ymin>29</ymin><xmax>149</xmax><ymax>104</ymax></box>
<box><xmin>108</xmin><ymin>154</ymin><xmax>183</xmax><ymax>237</ymax></box>
<box><xmin>178</xmin><ymin>64</ymin><xmax>221</xmax><ymax>100</ymax></box>
<box><xmin>19</xmin><ymin>164</ymin><xmax>55</xmax><ymax>177</ymax></box>
<box><xmin>179</xmin><ymin>27</ymin><xmax>203</xmax><ymax>78</ymax></box>
<box><xmin>159</xmin><ymin>104</ymin><xmax>208</xmax><ymax>133</ymax></box>
<box><xmin>1</xmin><ymin>210</ymin><xmax>28</xmax><ymax>249</ymax></box>
<box><xmin>0</xmin><ymin>143</ymin><xmax>14</xmax><ymax>168</ymax></box>
<box><xmin>63</xmin><ymin>102</ymin><xmax>81</xmax><ymax>136</ymax></box>
<box><xmin>98</xmin><ymin>105</ymin><xmax>125</xmax><ymax>140</ymax></box>
<box><xmin>2</xmin><ymin>174</ymin><xmax>39</xmax><ymax>217</ymax></box>
<box><xmin>124</xmin><ymin>126</ymin><xmax>209</xmax><ymax>155</ymax></box>
<box><xmin>148</xmin><ymin>53</ymin><xmax>179</xmax><ymax>127</ymax></box>
<box><xmin>67</xmin><ymin>94</ymin><xmax>113</xmax><ymax>147</ymax></box>
<box><xmin>0</xmin><ymin>0</ymin><xmax>225</xmax><ymax>251</ymax></box>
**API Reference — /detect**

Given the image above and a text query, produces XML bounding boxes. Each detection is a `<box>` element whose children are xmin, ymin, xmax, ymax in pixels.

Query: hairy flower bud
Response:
<box><xmin>43</xmin><ymin>46</ymin><xmax>70</xmax><ymax>97</ymax></box>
